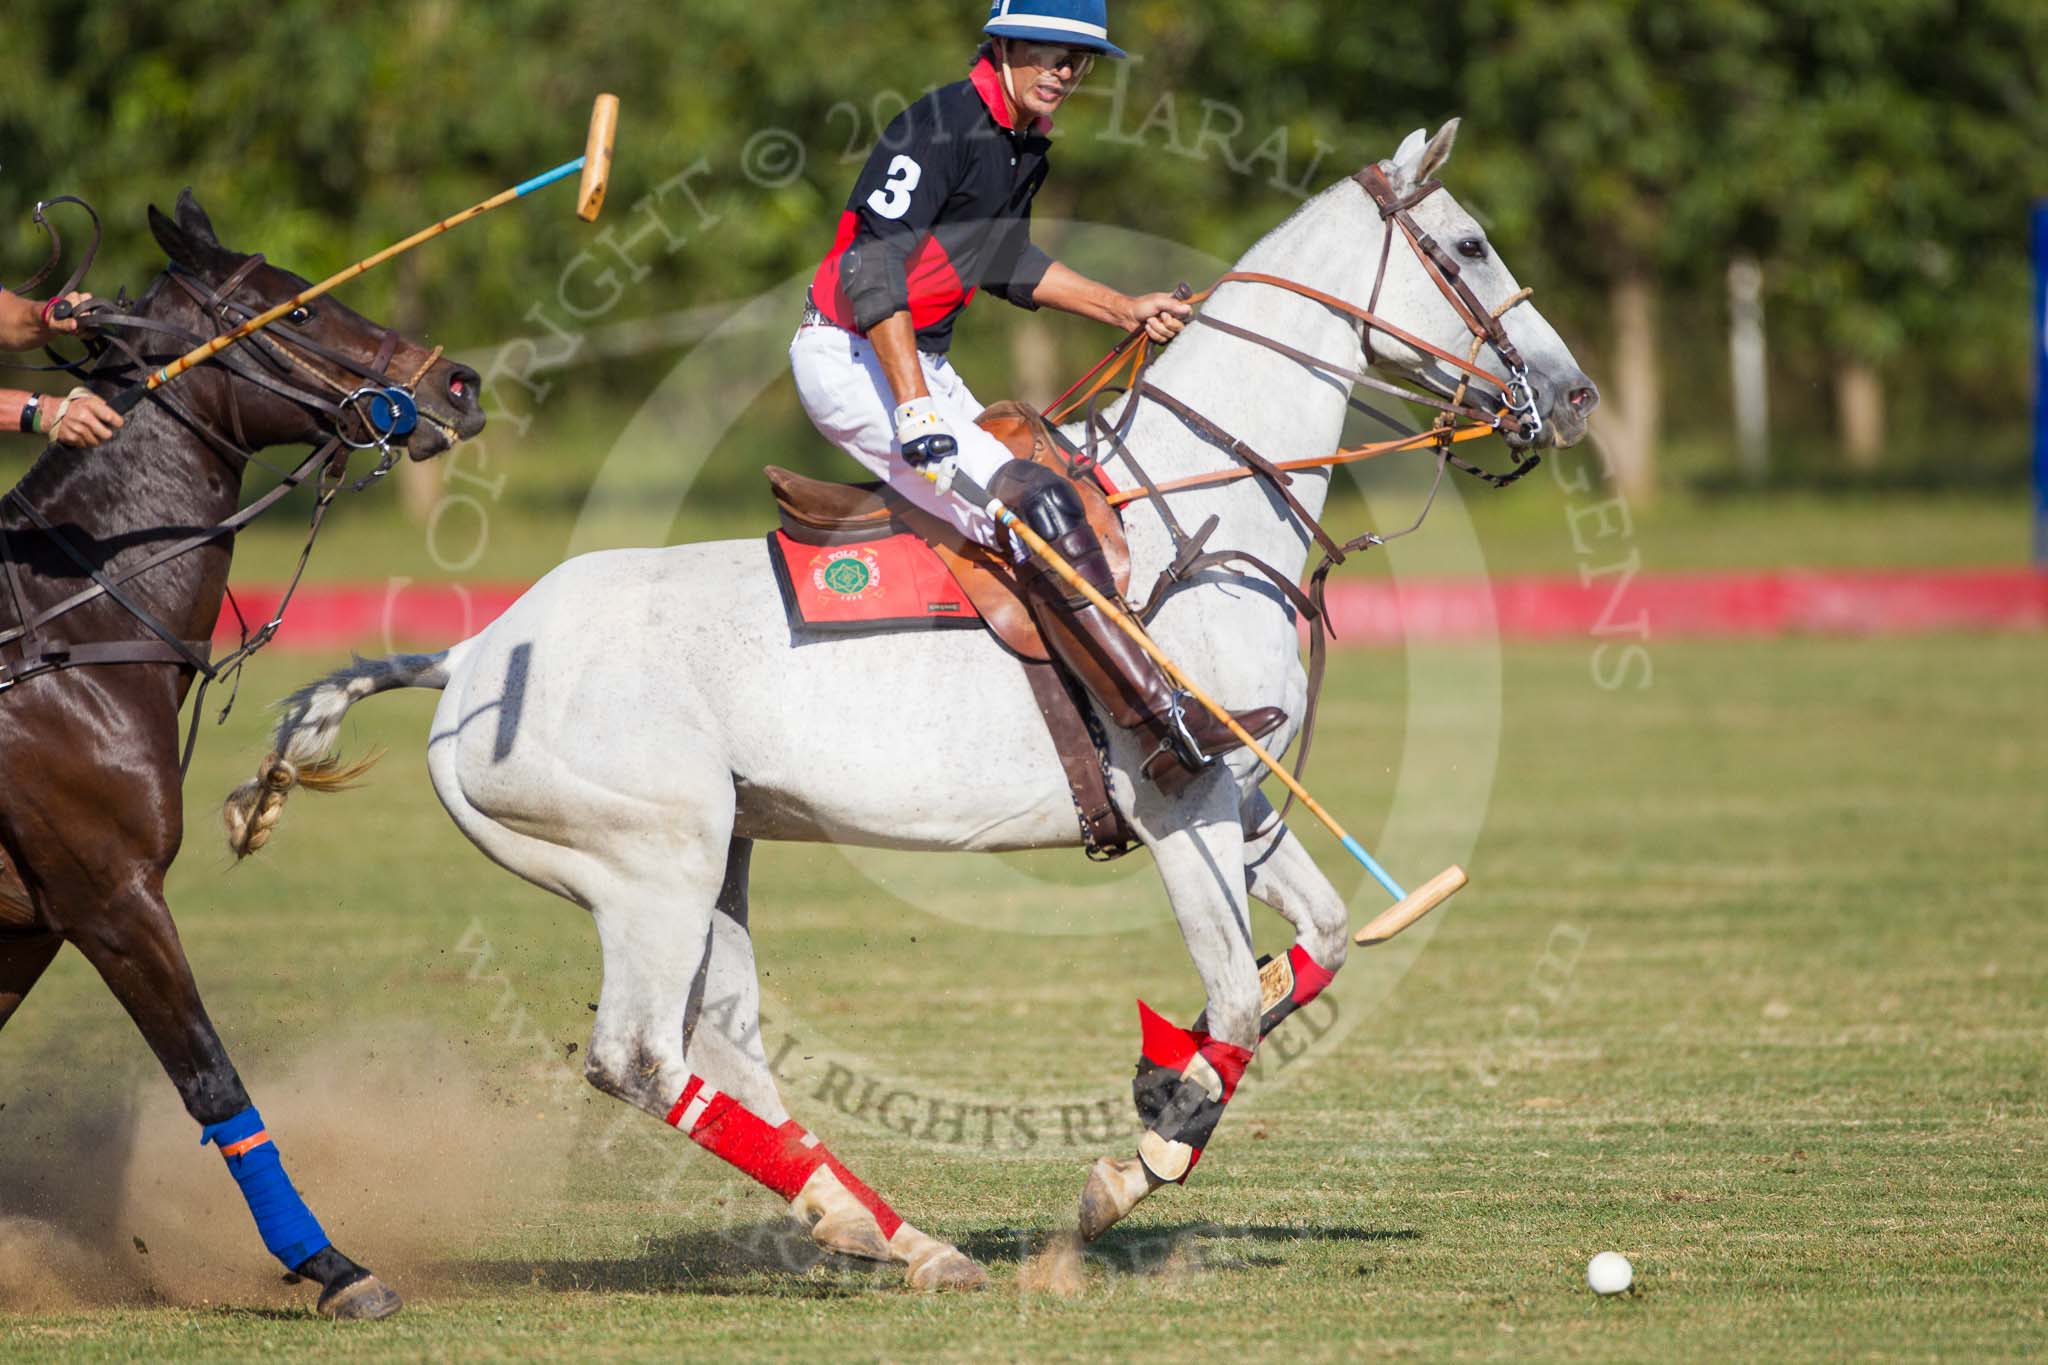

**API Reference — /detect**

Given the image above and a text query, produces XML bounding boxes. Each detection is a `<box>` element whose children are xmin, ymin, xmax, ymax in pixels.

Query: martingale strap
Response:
<box><xmin>0</xmin><ymin>438</ymin><xmax>345</xmax><ymax>663</ymax></box>
<box><xmin>2</xmin><ymin>489</ymin><xmax>216</xmax><ymax>677</ymax></box>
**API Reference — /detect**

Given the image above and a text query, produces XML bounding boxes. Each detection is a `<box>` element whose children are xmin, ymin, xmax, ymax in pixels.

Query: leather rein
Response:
<box><xmin>1041</xmin><ymin>166</ymin><xmax>1547</xmax><ymax>823</ymax></box>
<box><xmin>0</xmin><ymin>245</ymin><xmax>444</xmax><ymax>770</ymax></box>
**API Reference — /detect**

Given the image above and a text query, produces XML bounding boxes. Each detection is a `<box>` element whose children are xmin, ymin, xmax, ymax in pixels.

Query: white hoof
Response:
<box><xmin>791</xmin><ymin>1168</ymin><xmax>893</xmax><ymax>1262</ymax></box>
<box><xmin>889</xmin><ymin>1224</ymin><xmax>988</xmax><ymax>1292</ymax></box>
<box><xmin>1078</xmin><ymin>1155</ymin><xmax>1160</xmax><ymax>1242</ymax></box>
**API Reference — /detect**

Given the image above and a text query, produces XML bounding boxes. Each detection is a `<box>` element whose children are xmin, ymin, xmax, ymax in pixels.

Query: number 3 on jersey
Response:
<box><xmin>866</xmin><ymin>155</ymin><xmax>923</xmax><ymax>220</ymax></box>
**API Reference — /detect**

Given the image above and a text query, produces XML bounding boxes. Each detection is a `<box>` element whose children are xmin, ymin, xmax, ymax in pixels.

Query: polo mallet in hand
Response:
<box><xmin>930</xmin><ymin>467</ymin><xmax>1467</xmax><ymax>947</ymax></box>
<box><xmin>80</xmin><ymin>93</ymin><xmax>621</xmax><ymax>419</ymax></box>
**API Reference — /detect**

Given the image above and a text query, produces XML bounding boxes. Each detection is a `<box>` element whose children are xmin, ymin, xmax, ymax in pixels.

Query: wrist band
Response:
<box><xmin>19</xmin><ymin>393</ymin><xmax>41</xmax><ymax>434</ymax></box>
<box><xmin>38</xmin><ymin>297</ymin><xmax>60</xmax><ymax>328</ymax></box>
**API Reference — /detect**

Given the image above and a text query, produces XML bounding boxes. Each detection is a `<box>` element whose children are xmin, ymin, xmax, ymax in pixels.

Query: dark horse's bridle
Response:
<box><xmin>0</xmin><ymin>226</ymin><xmax>443</xmax><ymax>766</ymax></box>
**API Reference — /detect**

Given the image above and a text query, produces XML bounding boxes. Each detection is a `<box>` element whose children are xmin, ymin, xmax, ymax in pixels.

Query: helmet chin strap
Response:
<box><xmin>995</xmin><ymin>38</ymin><xmax>1026</xmax><ymax>127</ymax></box>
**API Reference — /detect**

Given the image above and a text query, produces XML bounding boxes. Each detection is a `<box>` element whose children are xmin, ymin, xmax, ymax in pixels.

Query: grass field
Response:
<box><xmin>3</xmin><ymin>625</ymin><xmax>2043</xmax><ymax>1361</ymax></box>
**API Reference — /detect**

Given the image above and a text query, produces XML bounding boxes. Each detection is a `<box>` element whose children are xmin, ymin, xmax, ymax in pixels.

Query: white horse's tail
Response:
<box><xmin>223</xmin><ymin>643</ymin><xmax>472</xmax><ymax>860</ymax></box>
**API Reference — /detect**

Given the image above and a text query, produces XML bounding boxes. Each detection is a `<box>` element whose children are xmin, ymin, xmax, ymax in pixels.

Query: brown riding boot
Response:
<box><xmin>1024</xmin><ymin>523</ymin><xmax>1286</xmax><ymax>795</ymax></box>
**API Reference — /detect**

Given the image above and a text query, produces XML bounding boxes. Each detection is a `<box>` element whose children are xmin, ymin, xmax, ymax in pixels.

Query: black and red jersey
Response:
<box><xmin>809</xmin><ymin>55</ymin><xmax>1056</xmax><ymax>354</ymax></box>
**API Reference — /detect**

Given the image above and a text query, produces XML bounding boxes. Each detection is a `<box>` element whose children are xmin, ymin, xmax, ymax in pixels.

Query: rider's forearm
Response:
<box><xmin>867</xmin><ymin>311</ymin><xmax>930</xmax><ymax>406</ymax></box>
<box><xmin>2</xmin><ymin>391</ymin><xmax>42</xmax><ymax>434</ymax></box>
<box><xmin>1030</xmin><ymin>262</ymin><xmax>1141</xmax><ymax>330</ymax></box>
<box><xmin>0</xmin><ymin>291</ymin><xmax>51</xmax><ymax>352</ymax></box>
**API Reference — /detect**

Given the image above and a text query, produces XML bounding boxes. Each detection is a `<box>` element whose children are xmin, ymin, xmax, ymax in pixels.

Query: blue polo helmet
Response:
<box><xmin>984</xmin><ymin>1</ymin><xmax>1128</xmax><ymax>60</ymax></box>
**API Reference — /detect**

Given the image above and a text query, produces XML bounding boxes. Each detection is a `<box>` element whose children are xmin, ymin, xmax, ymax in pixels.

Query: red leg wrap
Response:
<box><xmin>1138</xmin><ymin>1001</ymin><xmax>1255</xmax><ymax>1102</ymax></box>
<box><xmin>1199</xmin><ymin>1036</ymin><xmax>1254</xmax><ymax>1101</ymax></box>
<box><xmin>666</xmin><ymin>1077</ymin><xmax>902</xmax><ymax>1237</ymax></box>
<box><xmin>1138</xmin><ymin>999</ymin><xmax>1201</xmax><ymax>1072</ymax></box>
<box><xmin>1285</xmin><ymin>942</ymin><xmax>1336</xmax><ymax>1009</ymax></box>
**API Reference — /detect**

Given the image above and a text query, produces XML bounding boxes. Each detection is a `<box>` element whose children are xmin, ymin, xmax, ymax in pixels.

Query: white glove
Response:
<box><xmin>894</xmin><ymin>397</ymin><xmax>960</xmax><ymax>495</ymax></box>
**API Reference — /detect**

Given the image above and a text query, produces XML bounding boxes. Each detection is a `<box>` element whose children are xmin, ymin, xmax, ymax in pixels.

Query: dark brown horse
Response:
<box><xmin>0</xmin><ymin>193</ymin><xmax>482</xmax><ymax>1318</ymax></box>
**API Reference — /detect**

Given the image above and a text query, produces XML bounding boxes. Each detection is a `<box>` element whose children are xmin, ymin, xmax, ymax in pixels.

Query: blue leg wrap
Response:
<box><xmin>200</xmin><ymin>1106</ymin><xmax>331</xmax><ymax>1270</ymax></box>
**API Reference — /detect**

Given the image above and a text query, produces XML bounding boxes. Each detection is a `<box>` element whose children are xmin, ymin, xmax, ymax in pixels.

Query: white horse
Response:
<box><xmin>228</xmin><ymin>122</ymin><xmax>1595</xmax><ymax>1290</ymax></box>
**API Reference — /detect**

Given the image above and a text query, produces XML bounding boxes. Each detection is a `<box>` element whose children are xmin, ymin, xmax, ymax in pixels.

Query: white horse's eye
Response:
<box><xmin>1456</xmin><ymin>238</ymin><xmax>1488</xmax><ymax>262</ymax></box>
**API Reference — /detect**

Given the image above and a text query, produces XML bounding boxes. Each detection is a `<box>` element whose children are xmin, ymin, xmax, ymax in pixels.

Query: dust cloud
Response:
<box><xmin>0</xmin><ymin>1028</ymin><xmax>583</xmax><ymax>1312</ymax></box>
<box><xmin>1017</xmin><ymin>1227</ymin><xmax>1088</xmax><ymax>1297</ymax></box>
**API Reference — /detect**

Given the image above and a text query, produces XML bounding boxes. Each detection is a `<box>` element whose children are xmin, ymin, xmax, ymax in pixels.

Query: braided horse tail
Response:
<box><xmin>222</xmin><ymin>646</ymin><xmax>467</xmax><ymax>859</ymax></box>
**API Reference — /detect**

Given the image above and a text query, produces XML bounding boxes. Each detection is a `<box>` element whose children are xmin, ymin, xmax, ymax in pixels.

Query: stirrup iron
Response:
<box><xmin>1161</xmin><ymin>690</ymin><xmax>1214</xmax><ymax>771</ymax></box>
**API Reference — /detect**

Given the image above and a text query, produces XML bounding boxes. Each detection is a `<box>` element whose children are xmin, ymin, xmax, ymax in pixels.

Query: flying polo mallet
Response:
<box><xmin>87</xmin><ymin>93</ymin><xmax>621</xmax><ymax>417</ymax></box>
<box><xmin>930</xmin><ymin>467</ymin><xmax>1467</xmax><ymax>947</ymax></box>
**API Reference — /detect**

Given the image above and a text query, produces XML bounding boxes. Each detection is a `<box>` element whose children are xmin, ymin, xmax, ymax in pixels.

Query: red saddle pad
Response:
<box><xmin>767</xmin><ymin>530</ymin><xmax>984</xmax><ymax>634</ymax></box>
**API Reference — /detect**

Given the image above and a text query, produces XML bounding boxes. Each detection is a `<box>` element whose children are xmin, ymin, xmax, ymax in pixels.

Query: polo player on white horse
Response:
<box><xmin>229</xmin><ymin>0</ymin><xmax>1602</xmax><ymax>1285</ymax></box>
<box><xmin>790</xmin><ymin>0</ymin><xmax>1285</xmax><ymax>793</ymax></box>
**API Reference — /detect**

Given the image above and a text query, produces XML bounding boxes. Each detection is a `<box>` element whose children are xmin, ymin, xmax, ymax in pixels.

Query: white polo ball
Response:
<box><xmin>1587</xmin><ymin>1251</ymin><xmax>1634</xmax><ymax>1295</ymax></box>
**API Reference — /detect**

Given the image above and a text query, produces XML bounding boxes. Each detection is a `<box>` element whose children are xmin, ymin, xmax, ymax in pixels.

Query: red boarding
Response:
<box><xmin>766</xmin><ymin>530</ymin><xmax>986</xmax><ymax>634</ymax></box>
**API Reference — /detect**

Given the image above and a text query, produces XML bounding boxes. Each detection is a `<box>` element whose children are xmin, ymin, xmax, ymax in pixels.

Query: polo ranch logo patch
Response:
<box><xmin>813</xmin><ymin>547</ymin><xmax>883</xmax><ymax>601</ymax></box>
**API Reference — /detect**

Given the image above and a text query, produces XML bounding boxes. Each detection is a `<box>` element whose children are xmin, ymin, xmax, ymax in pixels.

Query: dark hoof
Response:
<box><xmin>317</xmin><ymin>1272</ymin><xmax>403</xmax><ymax>1321</ymax></box>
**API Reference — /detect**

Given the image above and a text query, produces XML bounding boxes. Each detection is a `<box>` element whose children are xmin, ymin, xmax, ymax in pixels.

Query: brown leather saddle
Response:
<box><xmin>766</xmin><ymin>401</ymin><xmax>1138</xmax><ymax>858</ymax></box>
<box><xmin>766</xmin><ymin>401</ymin><xmax>1129</xmax><ymax>665</ymax></box>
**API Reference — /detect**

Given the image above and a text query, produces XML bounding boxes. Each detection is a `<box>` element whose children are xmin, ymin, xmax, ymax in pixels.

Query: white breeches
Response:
<box><xmin>790</xmin><ymin>321</ymin><xmax>1017</xmax><ymax>550</ymax></box>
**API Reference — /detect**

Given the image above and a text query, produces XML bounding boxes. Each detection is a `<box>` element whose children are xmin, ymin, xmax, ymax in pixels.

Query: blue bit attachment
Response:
<box><xmin>366</xmin><ymin>387</ymin><xmax>419</xmax><ymax>438</ymax></box>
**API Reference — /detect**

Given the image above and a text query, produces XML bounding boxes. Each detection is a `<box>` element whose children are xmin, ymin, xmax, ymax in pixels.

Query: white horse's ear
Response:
<box><xmin>1387</xmin><ymin>127</ymin><xmax>1429</xmax><ymax>185</ymax></box>
<box><xmin>1415</xmin><ymin>118</ymin><xmax>1460</xmax><ymax>183</ymax></box>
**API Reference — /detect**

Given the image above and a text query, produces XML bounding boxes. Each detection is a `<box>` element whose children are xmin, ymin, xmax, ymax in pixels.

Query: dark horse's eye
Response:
<box><xmin>1457</xmin><ymin>238</ymin><xmax>1488</xmax><ymax>261</ymax></box>
<box><xmin>285</xmin><ymin>305</ymin><xmax>314</xmax><ymax>326</ymax></box>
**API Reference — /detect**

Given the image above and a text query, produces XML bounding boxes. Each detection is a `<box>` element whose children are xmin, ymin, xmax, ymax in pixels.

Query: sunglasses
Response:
<box><xmin>1004</xmin><ymin>40</ymin><xmax>1097</xmax><ymax>79</ymax></box>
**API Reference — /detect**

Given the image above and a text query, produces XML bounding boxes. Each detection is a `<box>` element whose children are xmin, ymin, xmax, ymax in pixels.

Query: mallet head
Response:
<box><xmin>577</xmin><ymin>93</ymin><xmax>620</xmax><ymax>222</ymax></box>
<box><xmin>1354</xmin><ymin>864</ymin><xmax>1468</xmax><ymax>946</ymax></box>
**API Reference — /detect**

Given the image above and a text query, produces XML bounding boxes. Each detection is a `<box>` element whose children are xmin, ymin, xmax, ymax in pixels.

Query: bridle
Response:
<box><xmin>106</xmin><ymin>255</ymin><xmax>452</xmax><ymax>464</ymax></box>
<box><xmin>0</xmin><ymin>240</ymin><xmax>450</xmax><ymax>768</ymax></box>
<box><xmin>1040</xmin><ymin>164</ymin><xmax>1551</xmax><ymax>827</ymax></box>
<box><xmin>1050</xmin><ymin>164</ymin><xmax>1547</xmax><ymax>479</ymax></box>
<box><xmin>1350</xmin><ymin>163</ymin><xmax>1544</xmax><ymax>443</ymax></box>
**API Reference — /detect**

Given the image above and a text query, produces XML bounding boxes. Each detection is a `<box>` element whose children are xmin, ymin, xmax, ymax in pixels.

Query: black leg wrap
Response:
<box><xmin>1129</xmin><ymin>1001</ymin><xmax>1252</xmax><ymax>1185</ymax></box>
<box><xmin>1132</xmin><ymin>1069</ymin><xmax>1230</xmax><ymax>1185</ymax></box>
<box><xmin>1133</xmin><ymin>1062</ymin><xmax>1228</xmax><ymax>1149</ymax></box>
<box><xmin>1133</xmin><ymin>1056</ymin><xmax>1181</xmax><ymax>1132</ymax></box>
